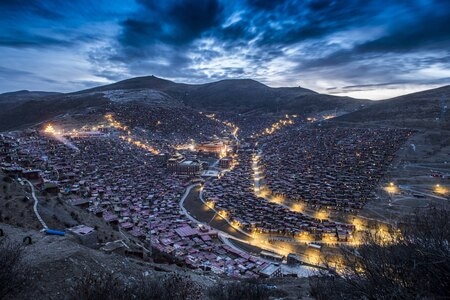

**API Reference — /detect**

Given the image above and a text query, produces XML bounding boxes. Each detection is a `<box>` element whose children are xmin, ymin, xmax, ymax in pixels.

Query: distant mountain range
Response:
<box><xmin>0</xmin><ymin>75</ymin><xmax>449</xmax><ymax>131</ymax></box>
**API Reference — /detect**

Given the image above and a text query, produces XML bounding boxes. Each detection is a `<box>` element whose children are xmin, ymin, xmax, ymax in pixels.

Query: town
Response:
<box><xmin>2</xmin><ymin>95</ymin><xmax>441</xmax><ymax>282</ymax></box>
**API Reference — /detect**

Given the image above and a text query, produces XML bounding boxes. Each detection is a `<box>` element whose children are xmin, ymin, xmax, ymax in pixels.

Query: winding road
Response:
<box><xmin>24</xmin><ymin>179</ymin><xmax>48</xmax><ymax>230</ymax></box>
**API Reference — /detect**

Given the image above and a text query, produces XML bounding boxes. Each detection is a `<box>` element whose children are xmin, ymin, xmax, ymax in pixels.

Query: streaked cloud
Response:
<box><xmin>0</xmin><ymin>0</ymin><xmax>449</xmax><ymax>99</ymax></box>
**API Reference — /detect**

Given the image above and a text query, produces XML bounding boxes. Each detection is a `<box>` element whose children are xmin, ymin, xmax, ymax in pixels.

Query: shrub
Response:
<box><xmin>69</xmin><ymin>270</ymin><xmax>127</xmax><ymax>300</ymax></box>
<box><xmin>207</xmin><ymin>280</ymin><xmax>270</xmax><ymax>300</ymax></box>
<box><xmin>0</xmin><ymin>238</ymin><xmax>28</xmax><ymax>299</ymax></box>
<box><xmin>70</xmin><ymin>270</ymin><xmax>199</xmax><ymax>300</ymax></box>
<box><xmin>310</xmin><ymin>206</ymin><xmax>450</xmax><ymax>299</ymax></box>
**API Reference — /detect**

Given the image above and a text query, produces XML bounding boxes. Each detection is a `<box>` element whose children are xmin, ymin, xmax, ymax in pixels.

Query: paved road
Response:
<box><xmin>24</xmin><ymin>179</ymin><xmax>48</xmax><ymax>230</ymax></box>
<box><xmin>180</xmin><ymin>184</ymin><xmax>250</xmax><ymax>240</ymax></box>
<box><xmin>399</xmin><ymin>185</ymin><xmax>448</xmax><ymax>201</ymax></box>
<box><xmin>179</xmin><ymin>184</ymin><xmax>202</xmax><ymax>224</ymax></box>
<box><xmin>177</xmin><ymin>119</ymin><xmax>325</xmax><ymax>269</ymax></box>
<box><xmin>179</xmin><ymin>183</ymin><xmax>270</xmax><ymax>256</ymax></box>
<box><xmin>180</xmin><ymin>182</ymin><xmax>336</xmax><ymax>255</ymax></box>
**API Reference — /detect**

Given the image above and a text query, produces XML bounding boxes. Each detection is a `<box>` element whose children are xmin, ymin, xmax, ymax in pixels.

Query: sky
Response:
<box><xmin>0</xmin><ymin>0</ymin><xmax>449</xmax><ymax>99</ymax></box>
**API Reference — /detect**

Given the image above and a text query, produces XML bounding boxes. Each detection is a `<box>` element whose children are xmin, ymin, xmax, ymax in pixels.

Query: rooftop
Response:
<box><xmin>259</xmin><ymin>264</ymin><xmax>280</xmax><ymax>276</ymax></box>
<box><xmin>69</xmin><ymin>225</ymin><xmax>95</xmax><ymax>235</ymax></box>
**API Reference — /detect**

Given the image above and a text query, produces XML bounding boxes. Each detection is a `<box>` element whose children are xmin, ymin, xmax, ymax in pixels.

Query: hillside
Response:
<box><xmin>334</xmin><ymin>85</ymin><xmax>450</xmax><ymax>128</ymax></box>
<box><xmin>0</xmin><ymin>90</ymin><xmax>62</xmax><ymax>104</ymax></box>
<box><xmin>79</xmin><ymin>75</ymin><xmax>187</xmax><ymax>93</ymax></box>
<box><xmin>0</xmin><ymin>76</ymin><xmax>371</xmax><ymax>131</ymax></box>
<box><xmin>0</xmin><ymin>93</ymin><xmax>109</xmax><ymax>131</ymax></box>
<box><xmin>1</xmin><ymin>222</ymin><xmax>313</xmax><ymax>300</ymax></box>
<box><xmin>3</xmin><ymin>76</ymin><xmax>450</xmax><ymax>132</ymax></box>
<box><xmin>0</xmin><ymin>171</ymin><xmax>125</xmax><ymax>241</ymax></box>
<box><xmin>0</xmin><ymin>172</ymin><xmax>313</xmax><ymax>299</ymax></box>
<box><xmin>82</xmin><ymin>76</ymin><xmax>369</xmax><ymax>113</ymax></box>
<box><xmin>0</xmin><ymin>223</ymin><xmax>209</xmax><ymax>300</ymax></box>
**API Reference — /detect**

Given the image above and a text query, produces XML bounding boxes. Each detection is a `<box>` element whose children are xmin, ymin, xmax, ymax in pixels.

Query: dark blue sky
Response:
<box><xmin>0</xmin><ymin>0</ymin><xmax>449</xmax><ymax>99</ymax></box>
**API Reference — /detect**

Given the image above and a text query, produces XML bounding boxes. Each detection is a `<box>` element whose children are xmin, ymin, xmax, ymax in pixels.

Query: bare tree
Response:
<box><xmin>310</xmin><ymin>206</ymin><xmax>450</xmax><ymax>299</ymax></box>
<box><xmin>0</xmin><ymin>238</ymin><xmax>28</xmax><ymax>299</ymax></box>
<box><xmin>69</xmin><ymin>270</ymin><xmax>128</xmax><ymax>300</ymax></box>
<box><xmin>130</xmin><ymin>273</ymin><xmax>201</xmax><ymax>300</ymax></box>
<box><xmin>70</xmin><ymin>270</ymin><xmax>200</xmax><ymax>300</ymax></box>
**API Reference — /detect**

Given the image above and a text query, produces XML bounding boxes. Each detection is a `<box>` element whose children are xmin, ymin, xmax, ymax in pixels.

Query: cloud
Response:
<box><xmin>0</xmin><ymin>31</ymin><xmax>72</xmax><ymax>48</ymax></box>
<box><xmin>0</xmin><ymin>66</ymin><xmax>34</xmax><ymax>77</ymax></box>
<box><xmin>0</xmin><ymin>0</ymin><xmax>449</xmax><ymax>99</ymax></box>
<box><xmin>0</xmin><ymin>0</ymin><xmax>64</xmax><ymax>21</ymax></box>
<box><xmin>119</xmin><ymin>0</ymin><xmax>224</xmax><ymax>47</ymax></box>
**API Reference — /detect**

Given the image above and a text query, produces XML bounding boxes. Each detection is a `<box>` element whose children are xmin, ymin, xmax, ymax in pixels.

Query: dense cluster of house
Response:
<box><xmin>110</xmin><ymin>103</ymin><xmax>227</xmax><ymax>146</ymax></box>
<box><xmin>260</xmin><ymin>127</ymin><xmax>413</xmax><ymax>211</ymax></box>
<box><xmin>0</xmin><ymin>129</ymin><xmax>280</xmax><ymax>278</ymax></box>
<box><xmin>0</xmin><ymin>108</ymin><xmax>413</xmax><ymax>277</ymax></box>
<box><xmin>203</xmin><ymin>150</ymin><xmax>355</xmax><ymax>242</ymax></box>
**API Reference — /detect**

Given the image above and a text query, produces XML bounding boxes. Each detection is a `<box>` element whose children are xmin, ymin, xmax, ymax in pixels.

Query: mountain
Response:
<box><xmin>334</xmin><ymin>85</ymin><xmax>450</xmax><ymax>128</ymax></box>
<box><xmin>0</xmin><ymin>93</ymin><xmax>108</xmax><ymax>131</ymax></box>
<box><xmin>0</xmin><ymin>90</ymin><xmax>62</xmax><ymax>99</ymax></box>
<box><xmin>76</xmin><ymin>75</ymin><xmax>186</xmax><ymax>94</ymax></box>
<box><xmin>0</xmin><ymin>90</ymin><xmax>62</xmax><ymax>106</ymax></box>
<box><xmin>0</xmin><ymin>75</ymin><xmax>370</xmax><ymax>131</ymax></box>
<box><xmin>78</xmin><ymin>75</ymin><xmax>369</xmax><ymax>113</ymax></box>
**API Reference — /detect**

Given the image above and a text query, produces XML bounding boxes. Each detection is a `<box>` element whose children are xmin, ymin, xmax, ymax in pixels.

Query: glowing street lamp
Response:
<box><xmin>386</xmin><ymin>182</ymin><xmax>396</xmax><ymax>206</ymax></box>
<box><xmin>384</xmin><ymin>182</ymin><xmax>398</xmax><ymax>202</ymax></box>
<box><xmin>205</xmin><ymin>200</ymin><xmax>215</xmax><ymax>209</ymax></box>
<box><xmin>315</xmin><ymin>210</ymin><xmax>328</xmax><ymax>221</ymax></box>
<box><xmin>434</xmin><ymin>184</ymin><xmax>449</xmax><ymax>196</ymax></box>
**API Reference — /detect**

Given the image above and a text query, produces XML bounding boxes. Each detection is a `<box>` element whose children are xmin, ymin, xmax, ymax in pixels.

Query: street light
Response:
<box><xmin>384</xmin><ymin>182</ymin><xmax>398</xmax><ymax>204</ymax></box>
<box><xmin>434</xmin><ymin>184</ymin><xmax>449</xmax><ymax>195</ymax></box>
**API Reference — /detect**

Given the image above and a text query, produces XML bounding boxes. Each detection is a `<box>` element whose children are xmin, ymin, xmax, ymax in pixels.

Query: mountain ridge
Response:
<box><xmin>73</xmin><ymin>75</ymin><xmax>366</xmax><ymax>112</ymax></box>
<box><xmin>1</xmin><ymin>75</ymin><xmax>449</xmax><ymax>131</ymax></box>
<box><xmin>333</xmin><ymin>85</ymin><xmax>450</xmax><ymax>128</ymax></box>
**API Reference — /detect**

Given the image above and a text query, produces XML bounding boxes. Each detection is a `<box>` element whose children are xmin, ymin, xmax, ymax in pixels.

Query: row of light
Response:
<box><xmin>105</xmin><ymin>113</ymin><xmax>160</xmax><ymax>155</ymax></box>
<box><xmin>105</xmin><ymin>113</ymin><xmax>128</xmax><ymax>131</ymax></box>
<box><xmin>306</xmin><ymin>114</ymin><xmax>336</xmax><ymax>123</ymax></box>
<box><xmin>252</xmin><ymin>153</ymin><xmax>337</xmax><ymax>222</ymax></box>
<box><xmin>119</xmin><ymin>135</ymin><xmax>159</xmax><ymax>155</ymax></box>
<box><xmin>203</xmin><ymin>113</ymin><xmax>239</xmax><ymax>137</ymax></box>
<box><xmin>253</xmin><ymin>115</ymin><xmax>295</xmax><ymax>138</ymax></box>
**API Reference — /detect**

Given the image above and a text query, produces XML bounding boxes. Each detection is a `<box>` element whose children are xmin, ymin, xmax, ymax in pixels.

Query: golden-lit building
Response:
<box><xmin>197</xmin><ymin>141</ymin><xmax>227</xmax><ymax>157</ymax></box>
